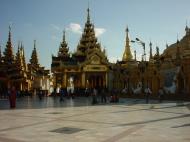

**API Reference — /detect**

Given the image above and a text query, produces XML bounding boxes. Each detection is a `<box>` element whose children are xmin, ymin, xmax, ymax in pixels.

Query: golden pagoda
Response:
<box><xmin>122</xmin><ymin>27</ymin><xmax>133</xmax><ymax>62</ymax></box>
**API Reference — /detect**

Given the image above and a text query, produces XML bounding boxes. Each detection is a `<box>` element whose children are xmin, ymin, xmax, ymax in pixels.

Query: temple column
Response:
<box><xmin>20</xmin><ymin>83</ymin><xmax>23</xmax><ymax>91</ymax></box>
<box><xmin>64</xmin><ymin>72</ymin><xmax>67</xmax><ymax>88</ymax></box>
<box><xmin>105</xmin><ymin>72</ymin><xmax>108</xmax><ymax>88</ymax></box>
<box><xmin>82</xmin><ymin>72</ymin><xmax>85</xmax><ymax>88</ymax></box>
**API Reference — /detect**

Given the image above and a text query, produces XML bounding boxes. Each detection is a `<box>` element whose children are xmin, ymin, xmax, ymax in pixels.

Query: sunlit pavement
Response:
<box><xmin>0</xmin><ymin>96</ymin><xmax>190</xmax><ymax>142</ymax></box>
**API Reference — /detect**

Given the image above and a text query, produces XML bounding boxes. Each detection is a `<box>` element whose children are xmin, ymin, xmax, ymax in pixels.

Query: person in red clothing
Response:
<box><xmin>9</xmin><ymin>86</ymin><xmax>16</xmax><ymax>108</ymax></box>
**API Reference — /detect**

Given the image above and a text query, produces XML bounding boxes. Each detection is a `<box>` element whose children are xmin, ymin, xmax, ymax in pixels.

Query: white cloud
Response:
<box><xmin>95</xmin><ymin>28</ymin><xmax>106</xmax><ymax>37</ymax></box>
<box><xmin>51</xmin><ymin>35</ymin><xmax>59</xmax><ymax>40</ymax></box>
<box><xmin>50</xmin><ymin>24</ymin><xmax>61</xmax><ymax>31</ymax></box>
<box><xmin>68</xmin><ymin>23</ymin><xmax>82</xmax><ymax>34</ymax></box>
<box><xmin>109</xmin><ymin>56</ymin><xmax>121</xmax><ymax>63</ymax></box>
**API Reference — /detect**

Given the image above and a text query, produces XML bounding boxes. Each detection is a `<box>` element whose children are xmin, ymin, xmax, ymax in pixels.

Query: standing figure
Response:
<box><xmin>158</xmin><ymin>87</ymin><xmax>164</xmax><ymax>103</ymax></box>
<box><xmin>92</xmin><ymin>88</ymin><xmax>98</xmax><ymax>105</ymax></box>
<box><xmin>145</xmin><ymin>87</ymin><xmax>152</xmax><ymax>104</ymax></box>
<box><xmin>101</xmin><ymin>88</ymin><xmax>107</xmax><ymax>103</ymax></box>
<box><xmin>38</xmin><ymin>90</ymin><xmax>43</xmax><ymax>100</ymax></box>
<box><xmin>9</xmin><ymin>86</ymin><xmax>16</xmax><ymax>108</ymax></box>
<box><xmin>59</xmin><ymin>88</ymin><xmax>64</xmax><ymax>102</ymax></box>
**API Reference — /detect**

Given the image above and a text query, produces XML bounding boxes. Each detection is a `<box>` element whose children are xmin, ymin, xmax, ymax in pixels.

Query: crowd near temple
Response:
<box><xmin>0</xmin><ymin>8</ymin><xmax>190</xmax><ymax>100</ymax></box>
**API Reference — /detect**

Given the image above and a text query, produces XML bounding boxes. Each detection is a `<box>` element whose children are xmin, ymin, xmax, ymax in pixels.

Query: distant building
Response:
<box><xmin>27</xmin><ymin>40</ymin><xmax>50</xmax><ymax>93</ymax></box>
<box><xmin>0</xmin><ymin>27</ymin><xmax>50</xmax><ymax>96</ymax></box>
<box><xmin>0</xmin><ymin>26</ymin><xmax>29</xmax><ymax>92</ymax></box>
<box><xmin>51</xmin><ymin>7</ymin><xmax>190</xmax><ymax>98</ymax></box>
<box><xmin>51</xmin><ymin>8</ymin><xmax>110</xmax><ymax>90</ymax></box>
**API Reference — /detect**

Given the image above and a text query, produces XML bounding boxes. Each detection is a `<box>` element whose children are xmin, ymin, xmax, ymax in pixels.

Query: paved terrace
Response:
<box><xmin>0</xmin><ymin>96</ymin><xmax>190</xmax><ymax>142</ymax></box>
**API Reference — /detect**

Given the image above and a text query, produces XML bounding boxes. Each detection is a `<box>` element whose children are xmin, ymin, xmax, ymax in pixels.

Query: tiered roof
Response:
<box><xmin>74</xmin><ymin>8</ymin><xmax>101</xmax><ymax>58</ymax></box>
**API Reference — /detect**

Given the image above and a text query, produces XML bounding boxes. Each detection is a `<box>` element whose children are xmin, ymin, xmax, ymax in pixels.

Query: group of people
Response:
<box><xmin>5</xmin><ymin>85</ymin><xmax>166</xmax><ymax>109</ymax></box>
<box><xmin>144</xmin><ymin>87</ymin><xmax>164</xmax><ymax>103</ymax></box>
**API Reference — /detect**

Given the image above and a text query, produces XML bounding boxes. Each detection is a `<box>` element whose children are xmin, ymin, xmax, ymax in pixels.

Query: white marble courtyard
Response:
<box><xmin>0</xmin><ymin>97</ymin><xmax>190</xmax><ymax>142</ymax></box>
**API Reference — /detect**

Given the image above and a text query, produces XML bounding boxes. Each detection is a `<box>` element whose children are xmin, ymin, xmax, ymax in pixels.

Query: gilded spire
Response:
<box><xmin>34</xmin><ymin>39</ymin><xmax>36</xmax><ymax>49</ymax></box>
<box><xmin>134</xmin><ymin>50</ymin><xmax>136</xmax><ymax>61</ymax></box>
<box><xmin>75</xmin><ymin>7</ymin><xmax>101</xmax><ymax>56</ymax></box>
<box><xmin>122</xmin><ymin>26</ymin><xmax>133</xmax><ymax>61</ymax></box>
<box><xmin>8</xmin><ymin>25</ymin><xmax>11</xmax><ymax>42</ymax></box>
<box><xmin>87</xmin><ymin>6</ymin><xmax>90</xmax><ymax>23</ymax></box>
<box><xmin>58</xmin><ymin>30</ymin><xmax>69</xmax><ymax>57</ymax></box>
<box><xmin>20</xmin><ymin>42</ymin><xmax>27</xmax><ymax>71</ymax></box>
<box><xmin>63</xmin><ymin>30</ymin><xmax>66</xmax><ymax>42</ymax></box>
<box><xmin>30</xmin><ymin>40</ymin><xmax>39</xmax><ymax>66</ymax></box>
<box><xmin>15</xmin><ymin>42</ymin><xmax>22</xmax><ymax>69</ymax></box>
<box><xmin>4</xmin><ymin>26</ymin><xmax>14</xmax><ymax>64</ymax></box>
<box><xmin>185</xmin><ymin>20</ymin><xmax>189</xmax><ymax>36</ymax></box>
<box><xmin>149</xmin><ymin>41</ymin><xmax>153</xmax><ymax>60</ymax></box>
<box><xmin>176</xmin><ymin>39</ymin><xmax>181</xmax><ymax>64</ymax></box>
<box><xmin>156</xmin><ymin>46</ymin><xmax>159</xmax><ymax>56</ymax></box>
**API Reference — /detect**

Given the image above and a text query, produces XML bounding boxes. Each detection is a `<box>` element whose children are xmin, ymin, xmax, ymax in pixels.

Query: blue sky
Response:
<box><xmin>0</xmin><ymin>0</ymin><xmax>190</xmax><ymax>69</ymax></box>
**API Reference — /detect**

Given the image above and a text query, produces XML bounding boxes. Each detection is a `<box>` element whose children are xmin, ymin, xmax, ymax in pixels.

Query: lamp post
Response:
<box><xmin>131</xmin><ymin>38</ymin><xmax>147</xmax><ymax>94</ymax></box>
<box><xmin>135</xmin><ymin>38</ymin><xmax>146</xmax><ymax>61</ymax></box>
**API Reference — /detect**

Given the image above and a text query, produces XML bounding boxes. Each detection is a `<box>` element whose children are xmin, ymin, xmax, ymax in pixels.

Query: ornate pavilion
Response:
<box><xmin>51</xmin><ymin>8</ymin><xmax>110</xmax><ymax>90</ymax></box>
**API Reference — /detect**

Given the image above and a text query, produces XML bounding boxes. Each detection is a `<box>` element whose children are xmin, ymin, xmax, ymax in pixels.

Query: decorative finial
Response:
<box><xmin>63</xmin><ymin>30</ymin><xmax>66</xmax><ymax>42</ymax></box>
<box><xmin>166</xmin><ymin>42</ymin><xmax>169</xmax><ymax>48</ymax></box>
<box><xmin>156</xmin><ymin>46</ymin><xmax>159</xmax><ymax>56</ymax></box>
<box><xmin>149</xmin><ymin>41</ymin><xmax>152</xmax><ymax>47</ymax></box>
<box><xmin>149</xmin><ymin>41</ymin><xmax>152</xmax><ymax>60</ymax></box>
<box><xmin>34</xmin><ymin>40</ymin><xmax>36</xmax><ymax>49</ymax></box>
<box><xmin>126</xmin><ymin>26</ymin><xmax>129</xmax><ymax>33</ymax></box>
<box><xmin>9</xmin><ymin>25</ymin><xmax>11</xmax><ymax>32</ymax></box>
<box><xmin>134</xmin><ymin>50</ymin><xmax>136</xmax><ymax>61</ymax></box>
<box><xmin>8</xmin><ymin>25</ymin><xmax>12</xmax><ymax>42</ymax></box>
<box><xmin>87</xmin><ymin>3</ymin><xmax>90</xmax><ymax>23</ymax></box>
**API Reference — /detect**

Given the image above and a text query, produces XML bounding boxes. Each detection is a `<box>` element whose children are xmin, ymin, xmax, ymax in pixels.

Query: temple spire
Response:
<box><xmin>4</xmin><ymin>26</ymin><xmax>14</xmax><ymax>64</ymax></box>
<box><xmin>63</xmin><ymin>30</ymin><xmax>66</xmax><ymax>42</ymax></box>
<box><xmin>58</xmin><ymin>30</ymin><xmax>69</xmax><ymax>57</ymax></box>
<box><xmin>30</xmin><ymin>40</ymin><xmax>39</xmax><ymax>66</ymax></box>
<box><xmin>122</xmin><ymin>26</ymin><xmax>133</xmax><ymax>61</ymax></box>
<box><xmin>15</xmin><ymin>42</ymin><xmax>22</xmax><ymax>69</ymax></box>
<box><xmin>87</xmin><ymin>6</ymin><xmax>90</xmax><ymax>23</ymax></box>
<box><xmin>149</xmin><ymin>41</ymin><xmax>153</xmax><ymax>60</ymax></box>
<box><xmin>134</xmin><ymin>50</ymin><xmax>136</xmax><ymax>61</ymax></box>
<box><xmin>75</xmin><ymin>6</ymin><xmax>102</xmax><ymax>56</ymax></box>
<box><xmin>20</xmin><ymin>42</ymin><xmax>27</xmax><ymax>71</ymax></box>
<box><xmin>176</xmin><ymin>39</ymin><xmax>181</xmax><ymax>65</ymax></box>
<box><xmin>34</xmin><ymin>40</ymin><xmax>36</xmax><ymax>49</ymax></box>
<box><xmin>156</xmin><ymin>46</ymin><xmax>159</xmax><ymax>56</ymax></box>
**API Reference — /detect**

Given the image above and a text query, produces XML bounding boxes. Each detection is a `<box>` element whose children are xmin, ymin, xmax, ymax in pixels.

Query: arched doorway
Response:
<box><xmin>86</xmin><ymin>73</ymin><xmax>106</xmax><ymax>89</ymax></box>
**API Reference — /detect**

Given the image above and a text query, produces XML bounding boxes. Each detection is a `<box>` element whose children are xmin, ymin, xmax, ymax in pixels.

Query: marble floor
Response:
<box><xmin>0</xmin><ymin>97</ymin><xmax>190</xmax><ymax>142</ymax></box>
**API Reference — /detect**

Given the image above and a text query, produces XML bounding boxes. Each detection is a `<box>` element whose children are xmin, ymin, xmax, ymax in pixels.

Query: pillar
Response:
<box><xmin>82</xmin><ymin>72</ymin><xmax>85</xmax><ymax>88</ymax></box>
<box><xmin>64</xmin><ymin>72</ymin><xmax>67</xmax><ymax>88</ymax></box>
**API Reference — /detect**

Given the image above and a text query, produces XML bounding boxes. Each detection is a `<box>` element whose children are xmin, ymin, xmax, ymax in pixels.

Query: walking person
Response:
<box><xmin>9</xmin><ymin>86</ymin><xmax>17</xmax><ymax>108</ymax></box>
<box><xmin>101</xmin><ymin>88</ymin><xmax>107</xmax><ymax>103</ymax></box>
<box><xmin>59</xmin><ymin>88</ymin><xmax>64</xmax><ymax>102</ymax></box>
<box><xmin>38</xmin><ymin>90</ymin><xmax>43</xmax><ymax>100</ymax></box>
<box><xmin>158</xmin><ymin>87</ymin><xmax>164</xmax><ymax>103</ymax></box>
<box><xmin>145</xmin><ymin>87</ymin><xmax>152</xmax><ymax>104</ymax></box>
<box><xmin>92</xmin><ymin>87</ymin><xmax>98</xmax><ymax>105</ymax></box>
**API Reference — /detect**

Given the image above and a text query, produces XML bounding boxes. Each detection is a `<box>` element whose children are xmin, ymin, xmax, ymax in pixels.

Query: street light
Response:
<box><xmin>135</xmin><ymin>38</ymin><xmax>146</xmax><ymax>61</ymax></box>
<box><xmin>130</xmin><ymin>40</ymin><xmax>137</xmax><ymax>61</ymax></box>
<box><xmin>131</xmin><ymin>38</ymin><xmax>147</xmax><ymax>94</ymax></box>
